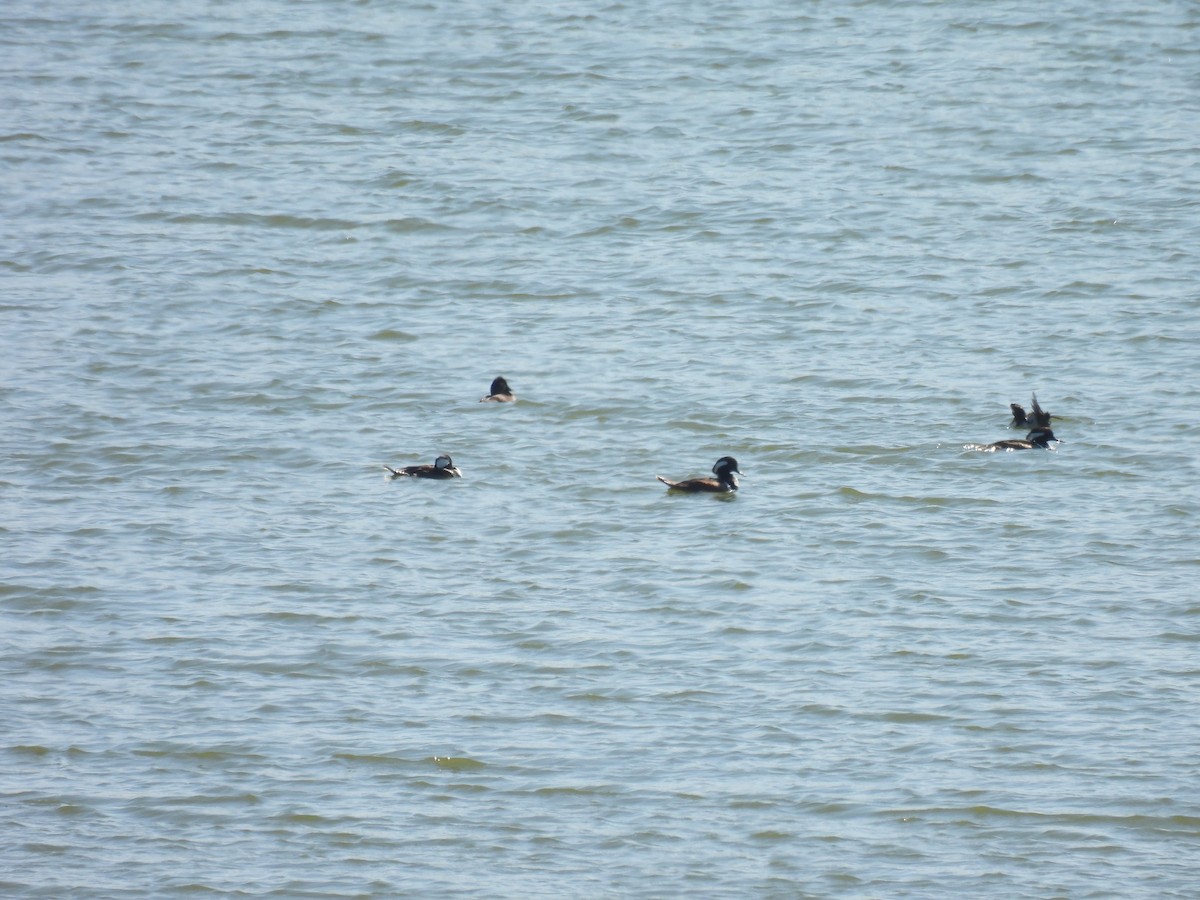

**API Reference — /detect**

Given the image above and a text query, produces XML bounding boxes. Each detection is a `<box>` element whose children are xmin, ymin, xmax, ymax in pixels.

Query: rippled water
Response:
<box><xmin>3</xmin><ymin>1</ymin><xmax>1199</xmax><ymax>896</ymax></box>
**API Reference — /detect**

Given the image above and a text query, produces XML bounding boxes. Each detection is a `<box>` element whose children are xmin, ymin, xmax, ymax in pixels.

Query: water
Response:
<box><xmin>3</xmin><ymin>1</ymin><xmax>1199</xmax><ymax>896</ymax></box>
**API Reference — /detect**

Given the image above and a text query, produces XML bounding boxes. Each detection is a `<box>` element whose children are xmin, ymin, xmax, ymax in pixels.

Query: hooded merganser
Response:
<box><xmin>1010</xmin><ymin>393</ymin><xmax>1052</xmax><ymax>428</ymax></box>
<box><xmin>480</xmin><ymin>376</ymin><xmax>515</xmax><ymax>403</ymax></box>
<box><xmin>975</xmin><ymin>427</ymin><xmax>1063</xmax><ymax>452</ymax></box>
<box><xmin>384</xmin><ymin>454</ymin><xmax>463</xmax><ymax>479</ymax></box>
<box><xmin>657</xmin><ymin>456</ymin><xmax>743</xmax><ymax>493</ymax></box>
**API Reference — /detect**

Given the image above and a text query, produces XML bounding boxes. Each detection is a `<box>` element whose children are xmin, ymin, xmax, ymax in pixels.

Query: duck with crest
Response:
<box><xmin>969</xmin><ymin>427</ymin><xmax>1063</xmax><ymax>452</ymax></box>
<box><xmin>480</xmin><ymin>376</ymin><xmax>515</xmax><ymax>403</ymax></box>
<box><xmin>384</xmin><ymin>454</ymin><xmax>463</xmax><ymax>479</ymax></box>
<box><xmin>1010</xmin><ymin>393</ymin><xmax>1052</xmax><ymax>428</ymax></box>
<box><xmin>657</xmin><ymin>456</ymin><xmax>743</xmax><ymax>493</ymax></box>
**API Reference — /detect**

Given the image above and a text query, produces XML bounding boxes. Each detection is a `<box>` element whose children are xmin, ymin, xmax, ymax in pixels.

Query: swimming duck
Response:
<box><xmin>1010</xmin><ymin>393</ymin><xmax>1052</xmax><ymax>428</ymax></box>
<box><xmin>978</xmin><ymin>427</ymin><xmax>1063</xmax><ymax>452</ymax></box>
<box><xmin>384</xmin><ymin>454</ymin><xmax>463</xmax><ymax>479</ymax></box>
<box><xmin>480</xmin><ymin>376</ymin><xmax>515</xmax><ymax>403</ymax></box>
<box><xmin>657</xmin><ymin>456</ymin><xmax>743</xmax><ymax>493</ymax></box>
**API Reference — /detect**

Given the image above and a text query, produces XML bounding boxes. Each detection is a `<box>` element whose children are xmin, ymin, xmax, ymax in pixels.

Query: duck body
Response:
<box><xmin>384</xmin><ymin>454</ymin><xmax>463</xmax><ymax>479</ymax></box>
<box><xmin>657</xmin><ymin>456</ymin><xmax>743</xmax><ymax>493</ymax></box>
<box><xmin>978</xmin><ymin>427</ymin><xmax>1062</xmax><ymax>452</ymax></box>
<box><xmin>480</xmin><ymin>376</ymin><xmax>515</xmax><ymax>403</ymax></box>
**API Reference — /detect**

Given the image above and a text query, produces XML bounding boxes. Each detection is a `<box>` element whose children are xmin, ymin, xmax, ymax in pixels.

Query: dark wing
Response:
<box><xmin>1030</xmin><ymin>393</ymin><xmax>1051</xmax><ymax>426</ymax></box>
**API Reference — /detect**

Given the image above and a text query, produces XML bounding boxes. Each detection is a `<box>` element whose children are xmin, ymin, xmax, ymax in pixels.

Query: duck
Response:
<box><xmin>1010</xmin><ymin>393</ymin><xmax>1052</xmax><ymax>428</ymax></box>
<box><xmin>976</xmin><ymin>427</ymin><xmax>1063</xmax><ymax>452</ymax></box>
<box><xmin>657</xmin><ymin>456</ymin><xmax>743</xmax><ymax>493</ymax></box>
<box><xmin>383</xmin><ymin>454</ymin><xmax>463</xmax><ymax>479</ymax></box>
<box><xmin>480</xmin><ymin>376</ymin><xmax>515</xmax><ymax>403</ymax></box>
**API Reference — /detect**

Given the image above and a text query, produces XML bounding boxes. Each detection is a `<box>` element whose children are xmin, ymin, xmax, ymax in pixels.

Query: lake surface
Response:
<box><xmin>3</xmin><ymin>1</ymin><xmax>1199</xmax><ymax>896</ymax></box>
